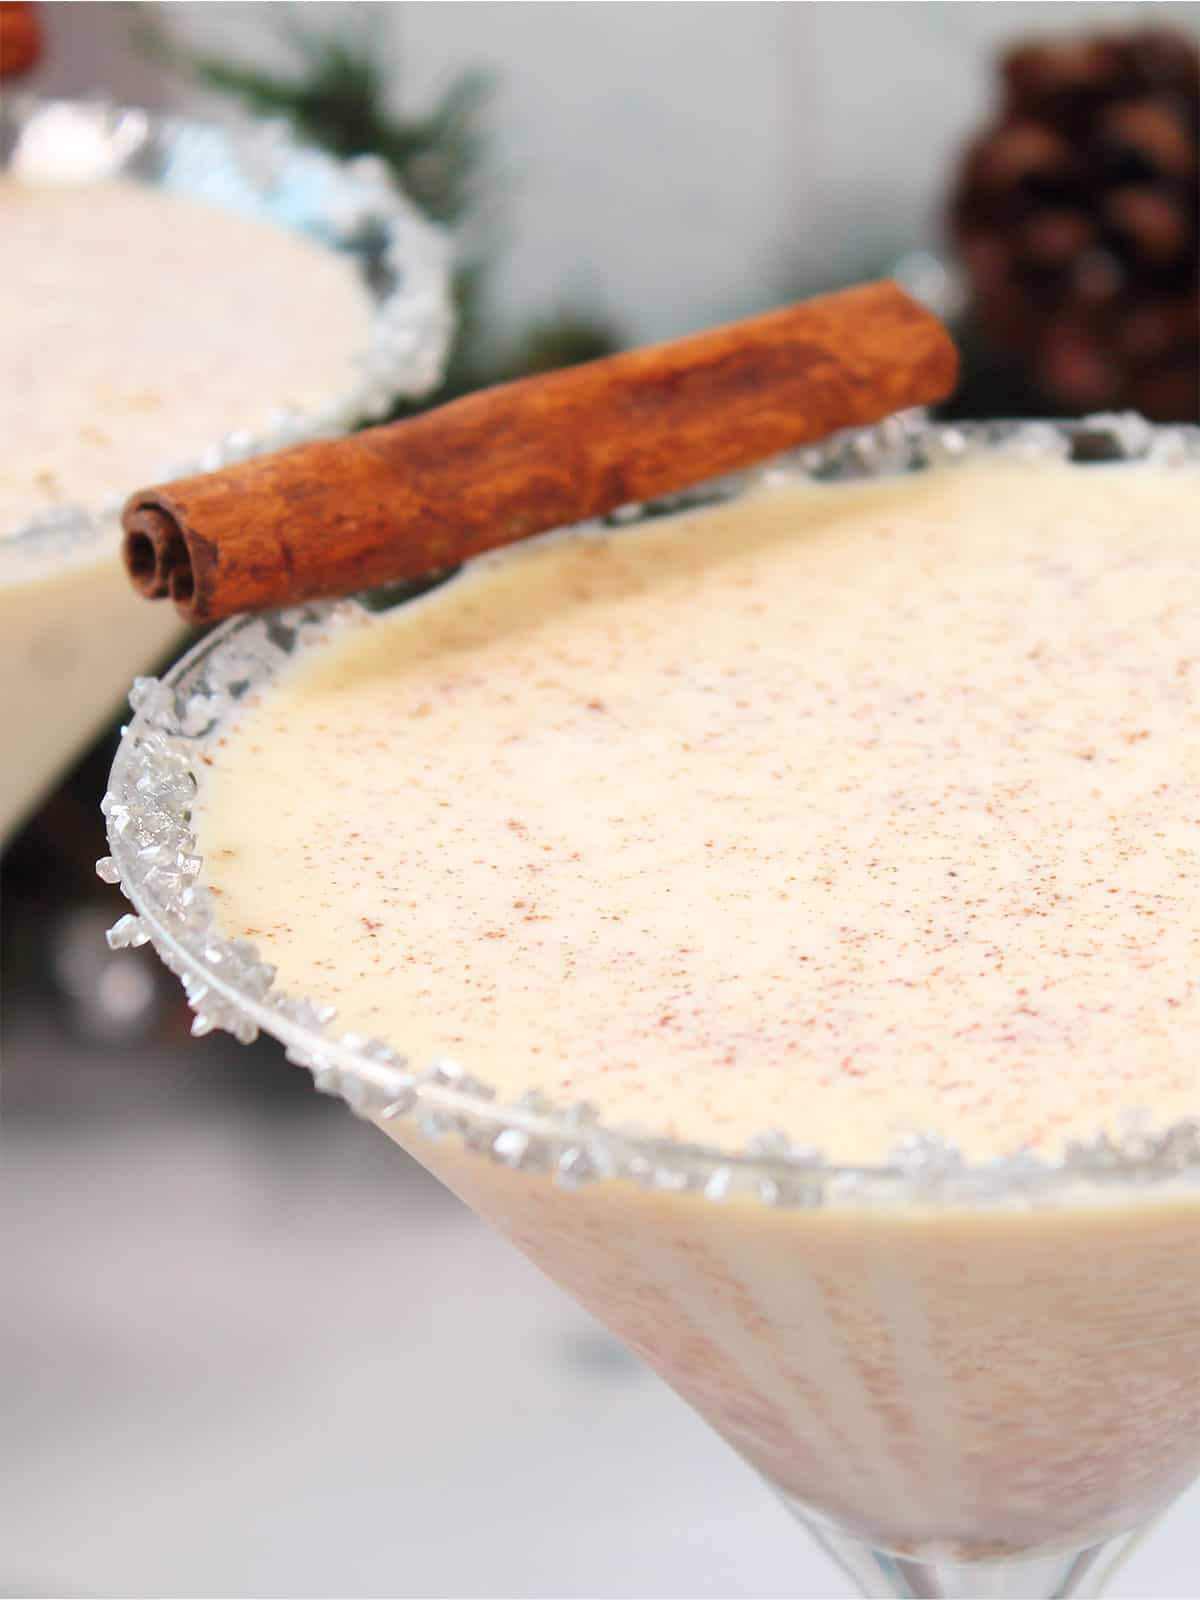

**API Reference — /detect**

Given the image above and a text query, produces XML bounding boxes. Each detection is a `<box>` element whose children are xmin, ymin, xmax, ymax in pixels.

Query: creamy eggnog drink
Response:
<box><xmin>120</xmin><ymin>441</ymin><xmax>1200</xmax><ymax>1586</ymax></box>
<box><xmin>1</xmin><ymin>176</ymin><xmax>375</xmax><ymax>837</ymax></box>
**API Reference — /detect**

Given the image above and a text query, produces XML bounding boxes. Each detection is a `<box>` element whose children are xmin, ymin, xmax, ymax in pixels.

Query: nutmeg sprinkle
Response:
<box><xmin>198</xmin><ymin>456</ymin><xmax>1200</xmax><ymax>1162</ymax></box>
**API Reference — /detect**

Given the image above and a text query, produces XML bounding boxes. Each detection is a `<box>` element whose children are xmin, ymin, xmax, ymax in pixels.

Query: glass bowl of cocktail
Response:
<box><xmin>0</xmin><ymin>95</ymin><xmax>452</xmax><ymax>842</ymax></box>
<box><xmin>101</xmin><ymin>411</ymin><xmax>1200</xmax><ymax>1600</ymax></box>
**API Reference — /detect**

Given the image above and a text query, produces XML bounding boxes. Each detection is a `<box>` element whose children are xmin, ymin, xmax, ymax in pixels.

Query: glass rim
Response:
<box><xmin>101</xmin><ymin>412</ymin><xmax>1200</xmax><ymax>1212</ymax></box>
<box><xmin>1</xmin><ymin>92</ymin><xmax>454</xmax><ymax>572</ymax></box>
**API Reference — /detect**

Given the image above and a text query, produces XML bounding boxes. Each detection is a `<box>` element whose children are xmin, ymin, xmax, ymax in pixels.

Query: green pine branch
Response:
<box><xmin>185</xmin><ymin>25</ymin><xmax>491</xmax><ymax>229</ymax></box>
<box><xmin>134</xmin><ymin>3</ymin><xmax>625</xmax><ymax>406</ymax></box>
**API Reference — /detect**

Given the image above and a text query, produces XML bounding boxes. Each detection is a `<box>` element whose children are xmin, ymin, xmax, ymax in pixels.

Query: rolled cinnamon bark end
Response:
<box><xmin>122</xmin><ymin>504</ymin><xmax>192</xmax><ymax>601</ymax></box>
<box><xmin>121</xmin><ymin>281</ymin><xmax>959</xmax><ymax>624</ymax></box>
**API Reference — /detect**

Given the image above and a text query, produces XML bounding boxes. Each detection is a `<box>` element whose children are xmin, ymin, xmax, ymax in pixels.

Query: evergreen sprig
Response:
<box><xmin>179</xmin><ymin>9</ymin><xmax>490</xmax><ymax>230</ymax></box>
<box><xmin>136</xmin><ymin>4</ymin><xmax>624</xmax><ymax>403</ymax></box>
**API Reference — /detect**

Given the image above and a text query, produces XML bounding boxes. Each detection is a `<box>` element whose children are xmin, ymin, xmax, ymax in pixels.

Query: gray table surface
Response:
<box><xmin>3</xmin><ymin>1005</ymin><xmax>1196</xmax><ymax>1599</ymax></box>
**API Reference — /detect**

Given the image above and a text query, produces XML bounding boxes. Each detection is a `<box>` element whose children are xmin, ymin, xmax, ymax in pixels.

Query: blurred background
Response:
<box><xmin>3</xmin><ymin>4</ymin><xmax>1199</xmax><ymax>1595</ymax></box>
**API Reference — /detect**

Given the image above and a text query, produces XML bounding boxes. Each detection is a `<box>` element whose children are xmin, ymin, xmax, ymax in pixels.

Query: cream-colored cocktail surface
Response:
<box><xmin>0</xmin><ymin>177</ymin><xmax>374</xmax><ymax>529</ymax></box>
<box><xmin>198</xmin><ymin>456</ymin><xmax>1200</xmax><ymax>1164</ymax></box>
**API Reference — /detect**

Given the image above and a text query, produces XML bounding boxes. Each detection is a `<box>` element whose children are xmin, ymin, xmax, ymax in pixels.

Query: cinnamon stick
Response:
<box><xmin>122</xmin><ymin>281</ymin><xmax>957</xmax><ymax>623</ymax></box>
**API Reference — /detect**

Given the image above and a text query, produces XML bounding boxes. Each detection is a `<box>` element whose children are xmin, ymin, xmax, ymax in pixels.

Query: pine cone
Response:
<box><xmin>950</xmin><ymin>27</ymin><xmax>1199</xmax><ymax>421</ymax></box>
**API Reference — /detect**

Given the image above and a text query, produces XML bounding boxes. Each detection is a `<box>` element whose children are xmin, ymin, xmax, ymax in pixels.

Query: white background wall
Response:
<box><xmin>32</xmin><ymin>2</ymin><xmax>1200</xmax><ymax>344</ymax></box>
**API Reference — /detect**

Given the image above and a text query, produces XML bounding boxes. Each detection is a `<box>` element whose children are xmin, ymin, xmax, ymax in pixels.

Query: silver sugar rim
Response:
<box><xmin>2</xmin><ymin>93</ymin><xmax>454</xmax><ymax>571</ymax></box>
<box><xmin>100</xmin><ymin>413</ymin><xmax>1200</xmax><ymax>1211</ymax></box>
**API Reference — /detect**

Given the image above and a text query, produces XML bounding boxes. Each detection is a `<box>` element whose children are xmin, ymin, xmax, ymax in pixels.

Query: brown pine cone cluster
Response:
<box><xmin>950</xmin><ymin>28</ymin><xmax>1199</xmax><ymax>421</ymax></box>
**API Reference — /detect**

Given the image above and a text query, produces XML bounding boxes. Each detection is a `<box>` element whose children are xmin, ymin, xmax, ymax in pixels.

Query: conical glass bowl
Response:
<box><xmin>101</xmin><ymin>415</ymin><xmax>1200</xmax><ymax>1599</ymax></box>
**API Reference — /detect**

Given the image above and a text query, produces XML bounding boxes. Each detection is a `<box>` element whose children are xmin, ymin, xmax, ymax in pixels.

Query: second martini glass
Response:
<box><xmin>100</xmin><ymin>417</ymin><xmax>1200</xmax><ymax>1599</ymax></box>
<box><xmin>1</xmin><ymin>95</ymin><xmax>453</xmax><ymax>841</ymax></box>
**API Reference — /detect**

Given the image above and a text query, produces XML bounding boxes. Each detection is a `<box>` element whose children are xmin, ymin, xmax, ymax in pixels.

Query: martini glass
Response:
<box><xmin>1</xmin><ymin>95</ymin><xmax>452</xmax><ymax>842</ymax></box>
<box><xmin>100</xmin><ymin>416</ymin><xmax>1200</xmax><ymax>1600</ymax></box>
